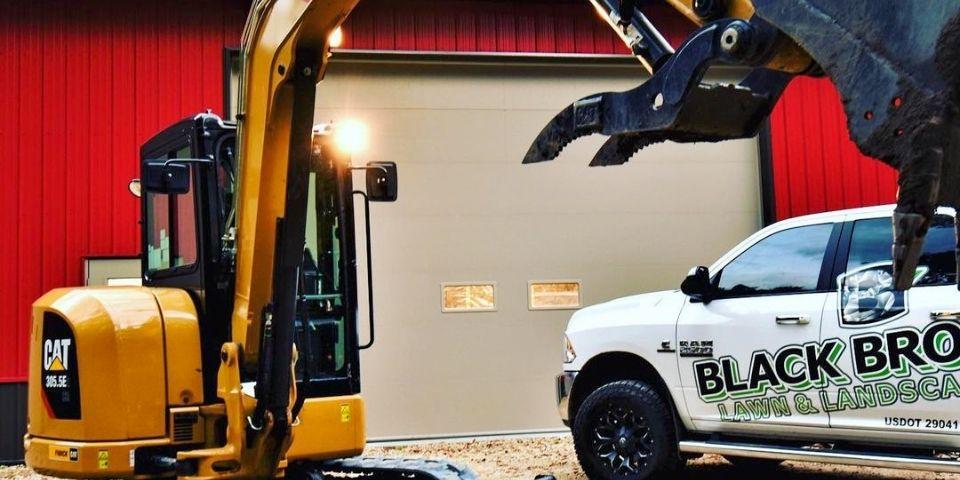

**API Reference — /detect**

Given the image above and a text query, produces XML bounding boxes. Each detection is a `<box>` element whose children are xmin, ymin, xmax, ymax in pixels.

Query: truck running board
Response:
<box><xmin>678</xmin><ymin>440</ymin><xmax>960</xmax><ymax>474</ymax></box>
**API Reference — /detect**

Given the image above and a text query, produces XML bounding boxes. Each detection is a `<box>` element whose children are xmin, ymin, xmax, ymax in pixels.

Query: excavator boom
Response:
<box><xmin>179</xmin><ymin>1</ymin><xmax>359</xmax><ymax>476</ymax></box>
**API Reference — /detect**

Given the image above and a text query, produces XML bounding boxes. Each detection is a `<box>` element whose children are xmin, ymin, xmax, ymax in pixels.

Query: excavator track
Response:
<box><xmin>291</xmin><ymin>456</ymin><xmax>478</xmax><ymax>480</ymax></box>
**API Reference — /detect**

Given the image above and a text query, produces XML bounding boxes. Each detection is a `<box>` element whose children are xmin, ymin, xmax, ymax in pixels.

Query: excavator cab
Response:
<box><xmin>139</xmin><ymin>113</ymin><xmax>238</xmax><ymax>404</ymax></box>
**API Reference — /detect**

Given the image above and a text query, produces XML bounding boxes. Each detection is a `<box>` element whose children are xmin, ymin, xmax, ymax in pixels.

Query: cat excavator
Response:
<box><xmin>21</xmin><ymin>0</ymin><xmax>960</xmax><ymax>479</ymax></box>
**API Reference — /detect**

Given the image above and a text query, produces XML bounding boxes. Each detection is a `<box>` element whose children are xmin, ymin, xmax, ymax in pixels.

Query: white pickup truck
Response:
<box><xmin>556</xmin><ymin>205</ymin><xmax>960</xmax><ymax>479</ymax></box>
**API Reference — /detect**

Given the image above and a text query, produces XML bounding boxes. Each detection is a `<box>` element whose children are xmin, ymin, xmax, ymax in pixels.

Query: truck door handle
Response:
<box><xmin>776</xmin><ymin>315</ymin><xmax>810</xmax><ymax>325</ymax></box>
<box><xmin>931</xmin><ymin>310</ymin><xmax>960</xmax><ymax>321</ymax></box>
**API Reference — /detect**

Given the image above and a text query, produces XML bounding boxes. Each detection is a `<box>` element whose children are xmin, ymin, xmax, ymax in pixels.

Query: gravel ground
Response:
<box><xmin>5</xmin><ymin>434</ymin><xmax>960</xmax><ymax>479</ymax></box>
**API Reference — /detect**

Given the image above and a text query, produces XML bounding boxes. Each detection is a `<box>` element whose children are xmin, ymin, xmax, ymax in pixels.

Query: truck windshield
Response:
<box><xmin>296</xmin><ymin>157</ymin><xmax>351</xmax><ymax>382</ymax></box>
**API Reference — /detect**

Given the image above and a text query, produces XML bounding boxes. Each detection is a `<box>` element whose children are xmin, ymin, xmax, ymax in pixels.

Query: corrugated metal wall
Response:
<box><xmin>0</xmin><ymin>0</ymin><xmax>246</xmax><ymax>388</ymax></box>
<box><xmin>768</xmin><ymin>77</ymin><xmax>899</xmax><ymax>220</ymax></box>
<box><xmin>343</xmin><ymin>0</ymin><xmax>689</xmax><ymax>53</ymax></box>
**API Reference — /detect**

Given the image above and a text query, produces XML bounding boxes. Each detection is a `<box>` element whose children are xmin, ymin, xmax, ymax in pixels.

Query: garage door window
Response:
<box><xmin>716</xmin><ymin>223</ymin><xmax>834</xmax><ymax>297</ymax></box>
<box><xmin>529</xmin><ymin>281</ymin><xmax>581</xmax><ymax>310</ymax></box>
<box><xmin>441</xmin><ymin>283</ymin><xmax>497</xmax><ymax>313</ymax></box>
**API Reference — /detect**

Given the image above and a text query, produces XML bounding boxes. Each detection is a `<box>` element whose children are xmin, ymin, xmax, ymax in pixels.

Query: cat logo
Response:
<box><xmin>43</xmin><ymin>338</ymin><xmax>72</xmax><ymax>371</ymax></box>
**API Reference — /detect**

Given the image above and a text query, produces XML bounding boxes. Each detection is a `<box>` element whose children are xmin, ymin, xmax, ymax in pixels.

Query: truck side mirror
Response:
<box><xmin>142</xmin><ymin>161</ymin><xmax>190</xmax><ymax>195</ymax></box>
<box><xmin>365</xmin><ymin>161</ymin><xmax>398</xmax><ymax>202</ymax></box>
<box><xmin>681</xmin><ymin>266</ymin><xmax>713</xmax><ymax>303</ymax></box>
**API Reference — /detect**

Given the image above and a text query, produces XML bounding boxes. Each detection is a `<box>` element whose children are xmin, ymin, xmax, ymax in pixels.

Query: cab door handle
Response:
<box><xmin>776</xmin><ymin>315</ymin><xmax>810</xmax><ymax>325</ymax></box>
<box><xmin>931</xmin><ymin>310</ymin><xmax>960</xmax><ymax>321</ymax></box>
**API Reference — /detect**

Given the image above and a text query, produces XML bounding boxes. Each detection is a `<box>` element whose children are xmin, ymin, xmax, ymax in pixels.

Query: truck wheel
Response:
<box><xmin>572</xmin><ymin>380</ymin><xmax>682</xmax><ymax>480</ymax></box>
<box><xmin>723</xmin><ymin>455</ymin><xmax>783</xmax><ymax>471</ymax></box>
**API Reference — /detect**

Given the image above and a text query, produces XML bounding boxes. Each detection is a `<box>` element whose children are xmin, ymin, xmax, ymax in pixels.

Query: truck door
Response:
<box><xmin>678</xmin><ymin>221</ymin><xmax>840</xmax><ymax>432</ymax></box>
<box><xmin>821</xmin><ymin>211</ymin><xmax>960</xmax><ymax>435</ymax></box>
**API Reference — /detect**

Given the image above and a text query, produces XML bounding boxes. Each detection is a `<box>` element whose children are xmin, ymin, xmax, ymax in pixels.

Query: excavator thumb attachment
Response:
<box><xmin>522</xmin><ymin>19</ymin><xmax>791</xmax><ymax>167</ymax></box>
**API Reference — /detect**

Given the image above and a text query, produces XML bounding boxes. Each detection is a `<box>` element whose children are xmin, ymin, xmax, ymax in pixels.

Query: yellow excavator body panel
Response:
<box><xmin>286</xmin><ymin>397</ymin><xmax>366</xmax><ymax>461</ymax></box>
<box><xmin>24</xmin><ymin>287</ymin><xmax>201</xmax><ymax>477</ymax></box>
<box><xmin>27</xmin><ymin>287</ymin><xmax>174</xmax><ymax>441</ymax></box>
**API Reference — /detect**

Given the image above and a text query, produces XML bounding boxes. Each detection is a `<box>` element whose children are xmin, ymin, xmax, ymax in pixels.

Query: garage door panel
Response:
<box><xmin>317</xmin><ymin>61</ymin><xmax>761</xmax><ymax>438</ymax></box>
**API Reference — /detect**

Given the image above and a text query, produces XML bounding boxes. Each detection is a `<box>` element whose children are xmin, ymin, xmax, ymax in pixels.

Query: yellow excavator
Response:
<box><xmin>21</xmin><ymin>0</ymin><xmax>959</xmax><ymax>478</ymax></box>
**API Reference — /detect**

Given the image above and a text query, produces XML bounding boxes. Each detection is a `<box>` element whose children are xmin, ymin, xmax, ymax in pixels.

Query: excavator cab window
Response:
<box><xmin>295</xmin><ymin>155</ymin><xmax>360</xmax><ymax>396</ymax></box>
<box><xmin>145</xmin><ymin>146</ymin><xmax>199</xmax><ymax>273</ymax></box>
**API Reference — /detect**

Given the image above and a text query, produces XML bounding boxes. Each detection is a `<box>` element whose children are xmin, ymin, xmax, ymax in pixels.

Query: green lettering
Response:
<box><xmin>853</xmin><ymin>384</ymin><xmax>877</xmax><ymax>409</ymax></box>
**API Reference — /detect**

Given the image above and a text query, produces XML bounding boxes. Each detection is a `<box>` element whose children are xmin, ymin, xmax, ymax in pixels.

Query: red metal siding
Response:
<box><xmin>342</xmin><ymin>0</ymin><xmax>693</xmax><ymax>54</ymax></box>
<box><xmin>0</xmin><ymin>0</ymin><xmax>246</xmax><ymax>383</ymax></box>
<box><xmin>769</xmin><ymin>77</ymin><xmax>899</xmax><ymax>220</ymax></box>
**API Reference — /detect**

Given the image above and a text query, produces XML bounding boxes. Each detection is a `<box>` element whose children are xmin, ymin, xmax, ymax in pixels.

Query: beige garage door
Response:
<box><xmin>315</xmin><ymin>57</ymin><xmax>761</xmax><ymax>439</ymax></box>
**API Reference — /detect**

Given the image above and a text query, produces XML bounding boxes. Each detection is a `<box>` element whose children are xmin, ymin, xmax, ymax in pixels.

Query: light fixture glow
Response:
<box><xmin>334</xmin><ymin>119</ymin><xmax>368</xmax><ymax>156</ymax></box>
<box><xmin>329</xmin><ymin>26</ymin><xmax>344</xmax><ymax>48</ymax></box>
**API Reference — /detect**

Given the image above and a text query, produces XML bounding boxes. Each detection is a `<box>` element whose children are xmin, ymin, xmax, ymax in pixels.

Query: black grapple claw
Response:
<box><xmin>589</xmin><ymin>134</ymin><xmax>667</xmax><ymax>167</ymax></box>
<box><xmin>522</xmin><ymin>97</ymin><xmax>603</xmax><ymax>164</ymax></box>
<box><xmin>522</xmin><ymin>18</ymin><xmax>790</xmax><ymax>168</ymax></box>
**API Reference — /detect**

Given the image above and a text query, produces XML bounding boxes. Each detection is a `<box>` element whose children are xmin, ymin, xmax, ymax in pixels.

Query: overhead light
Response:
<box><xmin>334</xmin><ymin>119</ymin><xmax>368</xmax><ymax>156</ymax></box>
<box><xmin>329</xmin><ymin>27</ymin><xmax>344</xmax><ymax>48</ymax></box>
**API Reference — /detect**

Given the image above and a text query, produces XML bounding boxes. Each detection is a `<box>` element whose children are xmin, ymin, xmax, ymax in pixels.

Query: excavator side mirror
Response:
<box><xmin>142</xmin><ymin>161</ymin><xmax>190</xmax><ymax>195</ymax></box>
<box><xmin>681</xmin><ymin>266</ymin><xmax>714</xmax><ymax>303</ymax></box>
<box><xmin>365</xmin><ymin>161</ymin><xmax>398</xmax><ymax>202</ymax></box>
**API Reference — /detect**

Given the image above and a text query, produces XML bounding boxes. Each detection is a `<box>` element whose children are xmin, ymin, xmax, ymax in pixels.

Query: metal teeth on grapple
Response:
<box><xmin>523</xmin><ymin>95</ymin><xmax>604</xmax><ymax>164</ymax></box>
<box><xmin>589</xmin><ymin>133</ymin><xmax>667</xmax><ymax>167</ymax></box>
<box><xmin>892</xmin><ymin>140</ymin><xmax>945</xmax><ymax>290</ymax></box>
<box><xmin>522</xmin><ymin>104</ymin><xmax>578</xmax><ymax>164</ymax></box>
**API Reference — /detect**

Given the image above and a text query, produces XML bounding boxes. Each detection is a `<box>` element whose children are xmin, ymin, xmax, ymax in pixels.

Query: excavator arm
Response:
<box><xmin>526</xmin><ymin>0</ymin><xmax>960</xmax><ymax>291</ymax></box>
<box><xmin>178</xmin><ymin>1</ymin><xmax>359</xmax><ymax>477</ymax></box>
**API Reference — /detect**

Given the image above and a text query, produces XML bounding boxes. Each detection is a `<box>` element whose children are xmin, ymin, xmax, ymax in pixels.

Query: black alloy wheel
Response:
<box><xmin>573</xmin><ymin>380</ymin><xmax>682</xmax><ymax>480</ymax></box>
<box><xmin>592</xmin><ymin>404</ymin><xmax>654</xmax><ymax>474</ymax></box>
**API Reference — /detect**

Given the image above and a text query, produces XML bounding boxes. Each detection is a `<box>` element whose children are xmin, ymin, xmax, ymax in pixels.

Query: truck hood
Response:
<box><xmin>566</xmin><ymin>289</ymin><xmax>680</xmax><ymax>333</ymax></box>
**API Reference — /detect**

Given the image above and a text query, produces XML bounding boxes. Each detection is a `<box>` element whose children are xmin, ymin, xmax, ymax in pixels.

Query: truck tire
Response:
<box><xmin>572</xmin><ymin>380</ymin><xmax>682</xmax><ymax>480</ymax></box>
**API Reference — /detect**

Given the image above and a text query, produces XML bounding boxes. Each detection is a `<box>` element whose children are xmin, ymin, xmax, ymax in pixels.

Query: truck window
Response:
<box><xmin>716</xmin><ymin>223</ymin><xmax>834</xmax><ymax>297</ymax></box>
<box><xmin>846</xmin><ymin>215</ymin><xmax>956</xmax><ymax>287</ymax></box>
